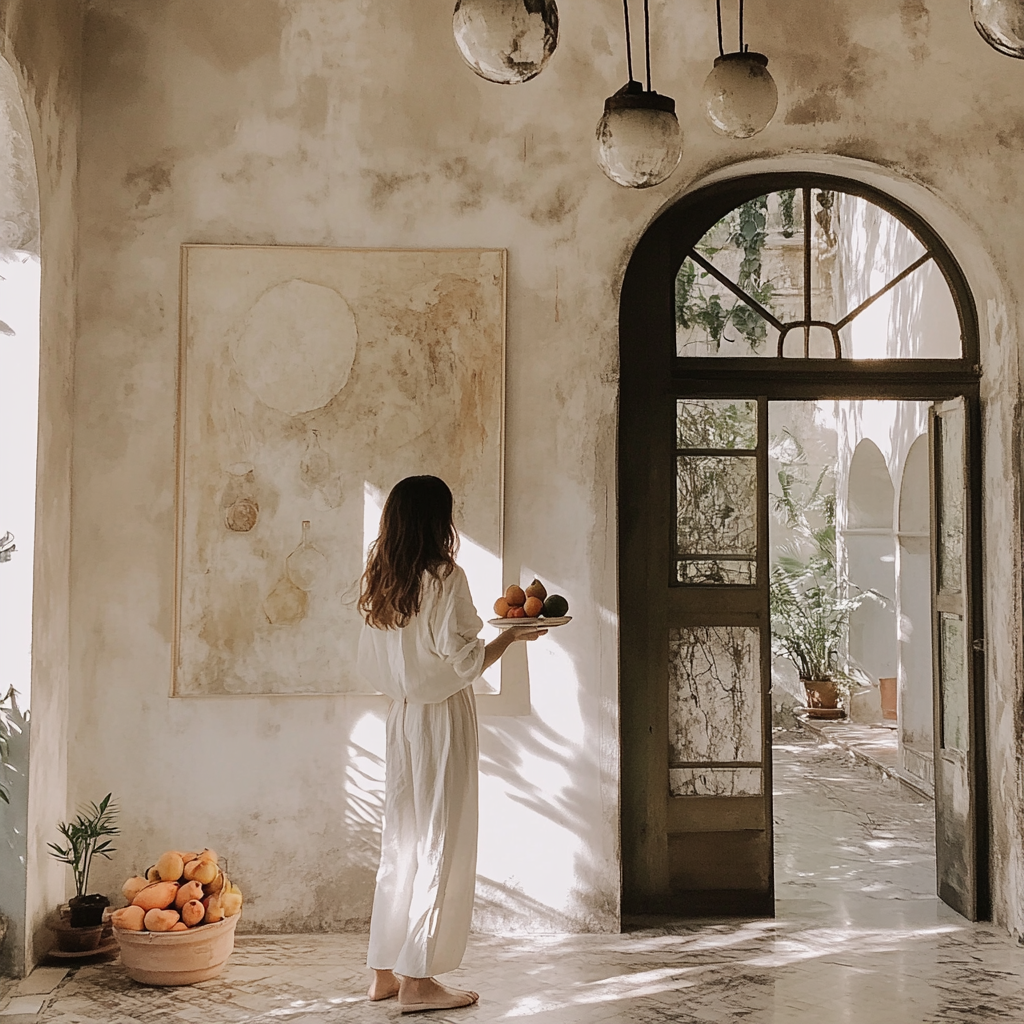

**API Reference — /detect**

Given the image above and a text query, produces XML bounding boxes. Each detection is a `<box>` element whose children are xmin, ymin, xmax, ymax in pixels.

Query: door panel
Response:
<box><xmin>659</xmin><ymin>396</ymin><xmax>773</xmax><ymax>915</ymax></box>
<box><xmin>930</xmin><ymin>398</ymin><xmax>980</xmax><ymax>919</ymax></box>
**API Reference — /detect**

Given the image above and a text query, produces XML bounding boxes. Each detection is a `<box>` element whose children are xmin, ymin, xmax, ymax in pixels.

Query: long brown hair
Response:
<box><xmin>359</xmin><ymin>475</ymin><xmax>459</xmax><ymax>629</ymax></box>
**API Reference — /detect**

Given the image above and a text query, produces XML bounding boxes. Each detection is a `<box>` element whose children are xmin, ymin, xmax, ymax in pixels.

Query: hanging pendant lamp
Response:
<box><xmin>453</xmin><ymin>0</ymin><xmax>559</xmax><ymax>84</ymax></box>
<box><xmin>596</xmin><ymin>0</ymin><xmax>682</xmax><ymax>189</ymax></box>
<box><xmin>702</xmin><ymin>0</ymin><xmax>778</xmax><ymax>138</ymax></box>
<box><xmin>971</xmin><ymin>0</ymin><xmax>1024</xmax><ymax>58</ymax></box>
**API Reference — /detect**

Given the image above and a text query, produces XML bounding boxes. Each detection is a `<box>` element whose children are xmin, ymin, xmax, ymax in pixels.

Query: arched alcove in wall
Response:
<box><xmin>0</xmin><ymin>49</ymin><xmax>42</xmax><ymax>978</ymax></box>
<box><xmin>896</xmin><ymin>434</ymin><xmax>934</xmax><ymax>788</ymax></box>
<box><xmin>845</xmin><ymin>440</ymin><xmax>897</xmax><ymax>687</ymax></box>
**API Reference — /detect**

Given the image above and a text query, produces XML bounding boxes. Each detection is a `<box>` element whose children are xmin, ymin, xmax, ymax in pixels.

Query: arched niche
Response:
<box><xmin>899</xmin><ymin>435</ymin><xmax>930</xmax><ymax>535</ymax></box>
<box><xmin>896</xmin><ymin>434</ymin><xmax>934</xmax><ymax>784</ymax></box>
<box><xmin>847</xmin><ymin>439</ymin><xmax>894</xmax><ymax>530</ymax></box>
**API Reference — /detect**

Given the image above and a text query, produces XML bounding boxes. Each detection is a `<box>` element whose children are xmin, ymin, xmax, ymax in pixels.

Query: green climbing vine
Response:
<box><xmin>675</xmin><ymin>195</ymin><xmax>777</xmax><ymax>352</ymax></box>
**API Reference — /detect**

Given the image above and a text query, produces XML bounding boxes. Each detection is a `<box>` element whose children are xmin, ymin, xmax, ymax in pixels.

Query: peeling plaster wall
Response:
<box><xmin>70</xmin><ymin>0</ymin><xmax>1024</xmax><ymax>936</ymax></box>
<box><xmin>0</xmin><ymin>0</ymin><xmax>81</xmax><ymax>975</ymax></box>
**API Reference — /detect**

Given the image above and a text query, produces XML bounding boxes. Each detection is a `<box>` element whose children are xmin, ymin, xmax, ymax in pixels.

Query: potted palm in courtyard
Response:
<box><xmin>770</xmin><ymin>459</ymin><xmax>879</xmax><ymax>718</ymax></box>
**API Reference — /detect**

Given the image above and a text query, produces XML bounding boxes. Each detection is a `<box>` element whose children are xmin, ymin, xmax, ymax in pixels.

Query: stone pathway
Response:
<box><xmin>2</xmin><ymin>731</ymin><xmax>1022</xmax><ymax>1022</ymax></box>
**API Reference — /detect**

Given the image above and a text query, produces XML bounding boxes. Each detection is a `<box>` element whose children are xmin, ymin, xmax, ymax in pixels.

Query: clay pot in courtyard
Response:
<box><xmin>802</xmin><ymin>678</ymin><xmax>844</xmax><ymax>720</ymax></box>
<box><xmin>114</xmin><ymin>914</ymin><xmax>239</xmax><ymax>985</ymax></box>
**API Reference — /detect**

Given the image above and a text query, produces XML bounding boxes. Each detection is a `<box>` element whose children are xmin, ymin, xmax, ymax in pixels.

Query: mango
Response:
<box><xmin>181</xmin><ymin>899</ymin><xmax>205</xmax><ymax>927</ymax></box>
<box><xmin>504</xmin><ymin>585</ymin><xmax>526</xmax><ymax>607</ymax></box>
<box><xmin>156</xmin><ymin>851</ymin><xmax>185</xmax><ymax>882</ymax></box>
<box><xmin>121</xmin><ymin>876</ymin><xmax>149</xmax><ymax>903</ymax></box>
<box><xmin>221</xmin><ymin>891</ymin><xmax>242</xmax><ymax>917</ymax></box>
<box><xmin>493</xmin><ymin>597</ymin><xmax>510</xmax><ymax>617</ymax></box>
<box><xmin>523</xmin><ymin>596</ymin><xmax>543</xmax><ymax>617</ymax></box>
<box><xmin>111</xmin><ymin>905</ymin><xmax>145</xmax><ymax>931</ymax></box>
<box><xmin>174</xmin><ymin>880</ymin><xmax>204</xmax><ymax>908</ymax></box>
<box><xmin>143</xmin><ymin>908</ymin><xmax>180</xmax><ymax>932</ymax></box>
<box><xmin>183</xmin><ymin>858</ymin><xmax>218</xmax><ymax>885</ymax></box>
<box><xmin>132</xmin><ymin>880</ymin><xmax>179</xmax><ymax>912</ymax></box>
<box><xmin>202</xmin><ymin>894</ymin><xmax>225</xmax><ymax>924</ymax></box>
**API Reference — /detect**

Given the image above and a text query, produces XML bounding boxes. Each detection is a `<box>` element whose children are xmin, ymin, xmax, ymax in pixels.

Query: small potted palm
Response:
<box><xmin>47</xmin><ymin>794</ymin><xmax>119</xmax><ymax>951</ymax></box>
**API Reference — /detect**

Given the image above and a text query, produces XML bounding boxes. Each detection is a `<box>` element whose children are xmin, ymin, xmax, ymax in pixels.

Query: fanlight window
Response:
<box><xmin>675</xmin><ymin>188</ymin><xmax>962</xmax><ymax>359</ymax></box>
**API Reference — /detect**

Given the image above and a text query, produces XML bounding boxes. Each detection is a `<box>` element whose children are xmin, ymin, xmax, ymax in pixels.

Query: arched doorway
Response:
<box><xmin>0</xmin><ymin>50</ymin><xmax>42</xmax><ymax>976</ymax></box>
<box><xmin>618</xmin><ymin>173</ymin><xmax>985</xmax><ymax>921</ymax></box>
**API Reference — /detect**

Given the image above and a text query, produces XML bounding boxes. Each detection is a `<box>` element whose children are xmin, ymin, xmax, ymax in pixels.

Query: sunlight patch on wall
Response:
<box><xmin>0</xmin><ymin>254</ymin><xmax>40</xmax><ymax>707</ymax></box>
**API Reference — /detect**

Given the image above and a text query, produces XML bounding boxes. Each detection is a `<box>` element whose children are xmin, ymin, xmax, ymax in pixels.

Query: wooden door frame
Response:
<box><xmin>618</xmin><ymin>173</ymin><xmax>987</xmax><ymax>922</ymax></box>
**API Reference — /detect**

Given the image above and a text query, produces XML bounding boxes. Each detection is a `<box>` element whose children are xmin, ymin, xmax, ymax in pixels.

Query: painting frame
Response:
<box><xmin>171</xmin><ymin>244</ymin><xmax>509</xmax><ymax>701</ymax></box>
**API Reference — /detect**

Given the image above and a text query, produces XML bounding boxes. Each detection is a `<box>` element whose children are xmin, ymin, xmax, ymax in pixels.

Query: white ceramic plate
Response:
<box><xmin>487</xmin><ymin>616</ymin><xmax>571</xmax><ymax>629</ymax></box>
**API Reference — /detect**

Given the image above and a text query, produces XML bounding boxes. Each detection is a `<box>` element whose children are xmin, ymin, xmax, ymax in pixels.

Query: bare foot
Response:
<box><xmin>367</xmin><ymin>968</ymin><xmax>400</xmax><ymax>1001</ymax></box>
<box><xmin>398</xmin><ymin>976</ymin><xmax>479</xmax><ymax>1013</ymax></box>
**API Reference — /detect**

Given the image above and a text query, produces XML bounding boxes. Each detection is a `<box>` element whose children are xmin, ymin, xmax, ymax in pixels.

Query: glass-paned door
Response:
<box><xmin>664</xmin><ymin>396</ymin><xmax>773</xmax><ymax>915</ymax></box>
<box><xmin>930</xmin><ymin>397</ymin><xmax>981</xmax><ymax>919</ymax></box>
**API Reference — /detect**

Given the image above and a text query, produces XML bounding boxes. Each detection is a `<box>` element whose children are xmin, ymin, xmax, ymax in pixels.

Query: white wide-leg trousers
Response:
<box><xmin>367</xmin><ymin>686</ymin><xmax>479</xmax><ymax>978</ymax></box>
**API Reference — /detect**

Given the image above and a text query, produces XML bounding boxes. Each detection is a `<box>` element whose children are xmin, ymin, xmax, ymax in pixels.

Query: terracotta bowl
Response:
<box><xmin>113</xmin><ymin>914</ymin><xmax>239</xmax><ymax>986</ymax></box>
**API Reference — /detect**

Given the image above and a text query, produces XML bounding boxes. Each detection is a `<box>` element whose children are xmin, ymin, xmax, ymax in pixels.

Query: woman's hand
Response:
<box><xmin>507</xmin><ymin>625</ymin><xmax>548</xmax><ymax>642</ymax></box>
<box><xmin>482</xmin><ymin>625</ymin><xmax>548</xmax><ymax>670</ymax></box>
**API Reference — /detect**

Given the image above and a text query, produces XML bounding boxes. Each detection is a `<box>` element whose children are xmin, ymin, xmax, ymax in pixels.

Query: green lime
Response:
<box><xmin>542</xmin><ymin>594</ymin><xmax>568</xmax><ymax>617</ymax></box>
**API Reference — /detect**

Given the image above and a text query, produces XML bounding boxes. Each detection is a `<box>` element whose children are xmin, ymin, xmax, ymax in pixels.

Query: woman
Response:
<box><xmin>358</xmin><ymin>475</ymin><xmax>545</xmax><ymax>1013</ymax></box>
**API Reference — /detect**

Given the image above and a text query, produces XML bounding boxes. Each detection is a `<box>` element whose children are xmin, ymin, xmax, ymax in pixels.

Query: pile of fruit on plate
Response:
<box><xmin>490</xmin><ymin>579</ymin><xmax>571</xmax><ymax>627</ymax></box>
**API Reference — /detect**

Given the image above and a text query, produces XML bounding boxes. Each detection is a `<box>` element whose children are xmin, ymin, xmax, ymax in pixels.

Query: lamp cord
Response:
<box><xmin>643</xmin><ymin>0</ymin><xmax>652</xmax><ymax>91</ymax></box>
<box><xmin>717</xmin><ymin>0</ymin><xmax>747</xmax><ymax>56</ymax></box>
<box><xmin>623</xmin><ymin>0</ymin><xmax>634</xmax><ymax>83</ymax></box>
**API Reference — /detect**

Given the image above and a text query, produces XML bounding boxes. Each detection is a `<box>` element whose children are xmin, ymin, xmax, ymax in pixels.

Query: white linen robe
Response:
<box><xmin>358</xmin><ymin>566</ymin><xmax>484</xmax><ymax>978</ymax></box>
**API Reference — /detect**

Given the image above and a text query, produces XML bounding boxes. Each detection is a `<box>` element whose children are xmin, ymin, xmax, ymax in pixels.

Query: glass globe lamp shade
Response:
<box><xmin>453</xmin><ymin>0</ymin><xmax>559</xmax><ymax>84</ymax></box>
<box><xmin>972</xmin><ymin>0</ymin><xmax>1024</xmax><ymax>58</ymax></box>
<box><xmin>595</xmin><ymin>83</ymin><xmax>683</xmax><ymax>189</ymax></box>
<box><xmin>703</xmin><ymin>52</ymin><xmax>778</xmax><ymax>139</ymax></box>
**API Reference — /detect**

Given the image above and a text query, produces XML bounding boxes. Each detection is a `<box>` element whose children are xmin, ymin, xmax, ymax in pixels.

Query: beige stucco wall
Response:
<box><xmin>66</xmin><ymin>0</ymin><xmax>1024</xmax><ymax>938</ymax></box>
<box><xmin>0</xmin><ymin>0</ymin><xmax>81</xmax><ymax>975</ymax></box>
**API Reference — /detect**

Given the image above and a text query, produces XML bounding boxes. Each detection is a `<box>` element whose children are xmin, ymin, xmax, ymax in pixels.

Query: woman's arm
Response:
<box><xmin>482</xmin><ymin>624</ymin><xmax>547</xmax><ymax>672</ymax></box>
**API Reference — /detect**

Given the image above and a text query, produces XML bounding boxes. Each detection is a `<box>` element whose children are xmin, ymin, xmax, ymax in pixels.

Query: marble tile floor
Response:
<box><xmin>3</xmin><ymin>730</ymin><xmax>1022</xmax><ymax>1023</ymax></box>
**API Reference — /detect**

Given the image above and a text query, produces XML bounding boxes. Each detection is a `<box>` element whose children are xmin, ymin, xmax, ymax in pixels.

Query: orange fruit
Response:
<box><xmin>507</xmin><ymin>606</ymin><xmax>526</xmax><ymax>618</ymax></box>
<box><xmin>505</xmin><ymin>585</ymin><xmax>526</xmax><ymax>607</ymax></box>
<box><xmin>494</xmin><ymin>597</ymin><xmax>510</xmax><ymax>617</ymax></box>
<box><xmin>523</xmin><ymin>596</ymin><xmax>543</xmax><ymax>617</ymax></box>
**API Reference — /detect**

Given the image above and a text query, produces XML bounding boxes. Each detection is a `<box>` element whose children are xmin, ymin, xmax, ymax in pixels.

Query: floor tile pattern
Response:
<box><xmin>4</xmin><ymin>730</ymin><xmax>1023</xmax><ymax>1022</ymax></box>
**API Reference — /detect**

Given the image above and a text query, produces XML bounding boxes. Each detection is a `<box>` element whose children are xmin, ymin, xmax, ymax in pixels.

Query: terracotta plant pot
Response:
<box><xmin>114</xmin><ymin>913</ymin><xmax>239</xmax><ymax>986</ymax></box>
<box><xmin>50</xmin><ymin>918</ymin><xmax>104</xmax><ymax>953</ymax></box>
<box><xmin>879</xmin><ymin>676</ymin><xmax>898</xmax><ymax>721</ymax></box>
<box><xmin>802</xmin><ymin>678</ymin><xmax>842</xmax><ymax>719</ymax></box>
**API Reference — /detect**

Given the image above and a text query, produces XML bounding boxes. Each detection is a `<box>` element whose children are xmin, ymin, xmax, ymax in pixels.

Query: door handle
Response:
<box><xmin>972</xmin><ymin>638</ymin><xmax>986</xmax><ymax>653</ymax></box>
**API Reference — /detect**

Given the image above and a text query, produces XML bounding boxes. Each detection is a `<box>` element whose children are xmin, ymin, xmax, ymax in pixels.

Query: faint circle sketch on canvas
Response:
<box><xmin>233</xmin><ymin>279</ymin><xmax>358</xmax><ymax>416</ymax></box>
